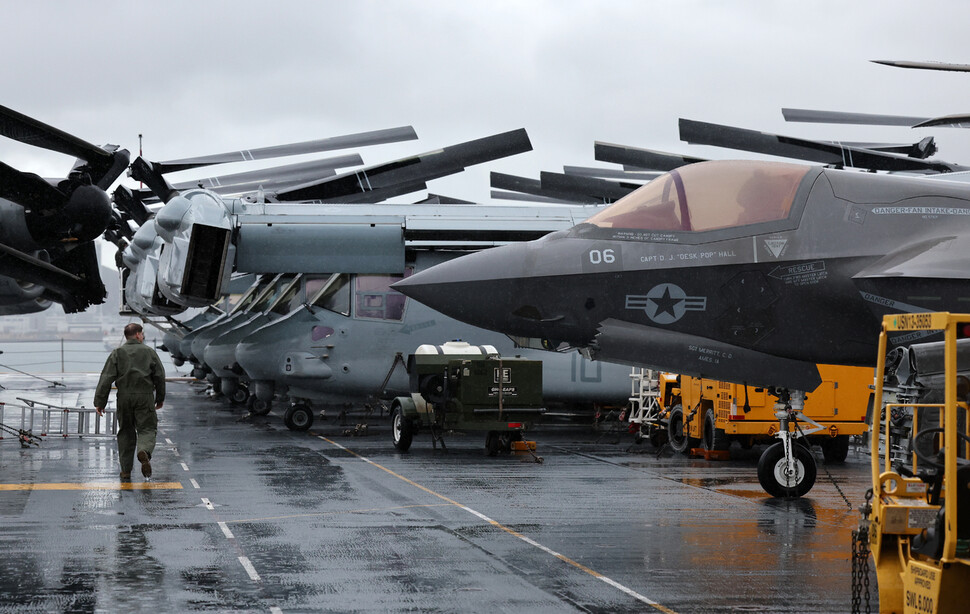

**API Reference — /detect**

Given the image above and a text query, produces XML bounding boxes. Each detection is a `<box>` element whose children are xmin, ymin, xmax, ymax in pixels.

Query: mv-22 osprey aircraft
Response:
<box><xmin>121</xmin><ymin>126</ymin><xmax>632</xmax><ymax>433</ymax></box>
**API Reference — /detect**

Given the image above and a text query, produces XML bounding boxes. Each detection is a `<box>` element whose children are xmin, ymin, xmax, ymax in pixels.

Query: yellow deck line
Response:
<box><xmin>0</xmin><ymin>482</ymin><xmax>183</xmax><ymax>491</ymax></box>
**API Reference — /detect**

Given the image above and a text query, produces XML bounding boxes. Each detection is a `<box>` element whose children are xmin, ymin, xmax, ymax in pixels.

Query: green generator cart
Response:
<box><xmin>390</xmin><ymin>342</ymin><xmax>544</xmax><ymax>454</ymax></box>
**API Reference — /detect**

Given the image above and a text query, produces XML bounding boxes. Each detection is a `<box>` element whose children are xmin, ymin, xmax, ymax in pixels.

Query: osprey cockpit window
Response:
<box><xmin>354</xmin><ymin>270</ymin><xmax>412</xmax><ymax>321</ymax></box>
<box><xmin>585</xmin><ymin>160</ymin><xmax>810</xmax><ymax>233</ymax></box>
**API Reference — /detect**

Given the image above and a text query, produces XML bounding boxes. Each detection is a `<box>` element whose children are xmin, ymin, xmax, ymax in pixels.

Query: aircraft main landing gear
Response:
<box><xmin>284</xmin><ymin>403</ymin><xmax>313</xmax><ymax>431</ymax></box>
<box><xmin>247</xmin><ymin>395</ymin><xmax>272</xmax><ymax>416</ymax></box>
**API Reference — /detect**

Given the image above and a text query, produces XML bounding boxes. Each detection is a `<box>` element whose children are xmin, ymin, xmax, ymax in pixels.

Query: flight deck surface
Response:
<box><xmin>0</xmin><ymin>373</ymin><xmax>875</xmax><ymax>613</ymax></box>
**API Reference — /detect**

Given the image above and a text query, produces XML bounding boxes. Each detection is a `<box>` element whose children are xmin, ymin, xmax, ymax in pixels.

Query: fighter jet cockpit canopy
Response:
<box><xmin>580</xmin><ymin>160</ymin><xmax>816</xmax><ymax>238</ymax></box>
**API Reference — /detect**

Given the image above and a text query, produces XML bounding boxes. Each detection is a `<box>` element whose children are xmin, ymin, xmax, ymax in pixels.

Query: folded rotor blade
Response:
<box><xmin>679</xmin><ymin>118</ymin><xmax>966</xmax><ymax>173</ymax></box>
<box><xmin>0</xmin><ymin>162</ymin><xmax>67</xmax><ymax>210</ymax></box>
<box><xmin>154</xmin><ymin>126</ymin><xmax>418</xmax><ymax>174</ymax></box>
<box><xmin>782</xmin><ymin>108</ymin><xmax>928</xmax><ymax>126</ymax></box>
<box><xmin>277</xmin><ymin>128</ymin><xmax>532</xmax><ymax>202</ymax></box>
<box><xmin>595</xmin><ymin>142</ymin><xmax>706</xmax><ymax>171</ymax></box>
<box><xmin>872</xmin><ymin>60</ymin><xmax>970</xmax><ymax>72</ymax></box>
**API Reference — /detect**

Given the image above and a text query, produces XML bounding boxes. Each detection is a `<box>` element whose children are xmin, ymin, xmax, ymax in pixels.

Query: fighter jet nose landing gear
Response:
<box><xmin>757</xmin><ymin>390</ymin><xmax>818</xmax><ymax>497</ymax></box>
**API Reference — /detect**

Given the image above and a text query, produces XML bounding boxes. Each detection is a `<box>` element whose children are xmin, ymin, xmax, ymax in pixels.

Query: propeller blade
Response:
<box><xmin>113</xmin><ymin>186</ymin><xmax>154</xmax><ymax>226</ymax></box>
<box><xmin>0</xmin><ymin>240</ymin><xmax>104</xmax><ymax>312</ymax></box>
<box><xmin>872</xmin><ymin>59</ymin><xmax>970</xmax><ymax>72</ymax></box>
<box><xmin>153</xmin><ymin>126</ymin><xmax>418</xmax><ymax>174</ymax></box>
<box><xmin>0</xmin><ymin>104</ymin><xmax>128</xmax><ymax>187</ymax></box>
<box><xmin>539</xmin><ymin>171</ymin><xmax>635</xmax><ymax>203</ymax></box>
<box><xmin>782</xmin><ymin>108</ymin><xmax>928</xmax><ymax>126</ymax></box>
<box><xmin>491</xmin><ymin>172</ymin><xmax>593</xmax><ymax>204</ymax></box>
<box><xmin>129</xmin><ymin>158</ymin><xmax>179</xmax><ymax>203</ymax></box>
<box><xmin>679</xmin><ymin>118</ymin><xmax>965</xmax><ymax>173</ymax></box>
<box><xmin>277</xmin><ymin>128</ymin><xmax>532</xmax><ymax>202</ymax></box>
<box><xmin>595</xmin><ymin>142</ymin><xmax>706</xmax><ymax>171</ymax></box>
<box><xmin>414</xmin><ymin>194</ymin><xmax>476</xmax><ymax>205</ymax></box>
<box><xmin>169</xmin><ymin>153</ymin><xmax>362</xmax><ymax>195</ymax></box>
<box><xmin>913</xmin><ymin>114</ymin><xmax>970</xmax><ymax>129</ymax></box>
<box><xmin>562</xmin><ymin>166</ymin><xmax>660</xmax><ymax>182</ymax></box>
<box><xmin>0</xmin><ymin>104</ymin><xmax>112</xmax><ymax>166</ymax></box>
<box><xmin>490</xmin><ymin>189</ymin><xmax>579</xmax><ymax>205</ymax></box>
<box><xmin>0</xmin><ymin>162</ymin><xmax>67</xmax><ymax>210</ymax></box>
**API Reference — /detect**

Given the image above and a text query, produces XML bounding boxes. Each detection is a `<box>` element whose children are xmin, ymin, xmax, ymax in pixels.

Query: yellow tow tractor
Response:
<box><xmin>858</xmin><ymin>312</ymin><xmax>970</xmax><ymax>613</ymax></box>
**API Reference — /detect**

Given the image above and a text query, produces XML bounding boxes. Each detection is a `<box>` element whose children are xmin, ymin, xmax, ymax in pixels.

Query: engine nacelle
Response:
<box><xmin>154</xmin><ymin>189</ymin><xmax>234</xmax><ymax>308</ymax></box>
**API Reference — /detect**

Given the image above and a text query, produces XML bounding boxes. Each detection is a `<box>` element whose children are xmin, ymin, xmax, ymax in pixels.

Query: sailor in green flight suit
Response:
<box><xmin>95</xmin><ymin>323</ymin><xmax>166</xmax><ymax>481</ymax></box>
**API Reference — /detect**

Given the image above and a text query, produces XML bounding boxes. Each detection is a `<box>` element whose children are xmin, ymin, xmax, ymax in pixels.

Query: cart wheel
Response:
<box><xmin>485</xmin><ymin>431</ymin><xmax>501</xmax><ymax>456</ymax></box>
<box><xmin>284</xmin><ymin>404</ymin><xmax>313</xmax><ymax>431</ymax></box>
<box><xmin>703</xmin><ymin>409</ymin><xmax>730</xmax><ymax>451</ymax></box>
<box><xmin>391</xmin><ymin>408</ymin><xmax>413</xmax><ymax>452</ymax></box>
<box><xmin>757</xmin><ymin>441</ymin><xmax>817</xmax><ymax>497</ymax></box>
<box><xmin>647</xmin><ymin>425</ymin><xmax>667</xmax><ymax>448</ymax></box>
<box><xmin>821</xmin><ymin>435</ymin><xmax>850</xmax><ymax>463</ymax></box>
<box><xmin>668</xmin><ymin>405</ymin><xmax>698</xmax><ymax>454</ymax></box>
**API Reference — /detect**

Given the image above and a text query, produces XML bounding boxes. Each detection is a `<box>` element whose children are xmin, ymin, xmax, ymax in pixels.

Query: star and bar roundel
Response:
<box><xmin>625</xmin><ymin>283</ymin><xmax>707</xmax><ymax>324</ymax></box>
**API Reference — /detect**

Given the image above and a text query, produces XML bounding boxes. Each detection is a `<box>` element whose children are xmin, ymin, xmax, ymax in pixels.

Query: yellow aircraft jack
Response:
<box><xmin>859</xmin><ymin>313</ymin><xmax>970</xmax><ymax>613</ymax></box>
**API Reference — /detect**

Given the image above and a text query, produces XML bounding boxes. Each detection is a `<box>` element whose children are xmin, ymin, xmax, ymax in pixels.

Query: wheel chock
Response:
<box><xmin>688</xmin><ymin>447</ymin><xmax>731</xmax><ymax>461</ymax></box>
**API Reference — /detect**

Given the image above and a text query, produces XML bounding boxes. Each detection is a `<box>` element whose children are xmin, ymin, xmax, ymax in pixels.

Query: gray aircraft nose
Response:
<box><xmin>392</xmin><ymin>243</ymin><xmax>529</xmax><ymax>332</ymax></box>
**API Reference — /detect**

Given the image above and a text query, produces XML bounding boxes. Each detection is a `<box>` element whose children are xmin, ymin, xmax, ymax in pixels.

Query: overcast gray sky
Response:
<box><xmin>4</xmin><ymin>0</ymin><xmax>970</xmax><ymax>208</ymax></box>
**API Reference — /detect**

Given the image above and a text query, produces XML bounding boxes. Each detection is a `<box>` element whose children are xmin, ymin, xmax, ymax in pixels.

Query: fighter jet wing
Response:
<box><xmin>853</xmin><ymin>235</ymin><xmax>970</xmax><ymax>281</ymax></box>
<box><xmin>852</xmin><ymin>234</ymin><xmax>970</xmax><ymax>324</ymax></box>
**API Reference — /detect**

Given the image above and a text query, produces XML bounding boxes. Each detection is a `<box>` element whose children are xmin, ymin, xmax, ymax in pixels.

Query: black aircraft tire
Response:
<box><xmin>248</xmin><ymin>396</ymin><xmax>272</xmax><ymax>416</ymax></box>
<box><xmin>821</xmin><ymin>435</ymin><xmax>850</xmax><ymax>463</ymax></box>
<box><xmin>284</xmin><ymin>404</ymin><xmax>313</xmax><ymax>431</ymax></box>
<box><xmin>703</xmin><ymin>409</ymin><xmax>730</xmax><ymax>451</ymax></box>
<box><xmin>230</xmin><ymin>386</ymin><xmax>249</xmax><ymax>406</ymax></box>
<box><xmin>667</xmin><ymin>405</ymin><xmax>697</xmax><ymax>454</ymax></box>
<box><xmin>392</xmin><ymin>408</ymin><xmax>413</xmax><ymax>452</ymax></box>
<box><xmin>758</xmin><ymin>441</ymin><xmax>817</xmax><ymax>498</ymax></box>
